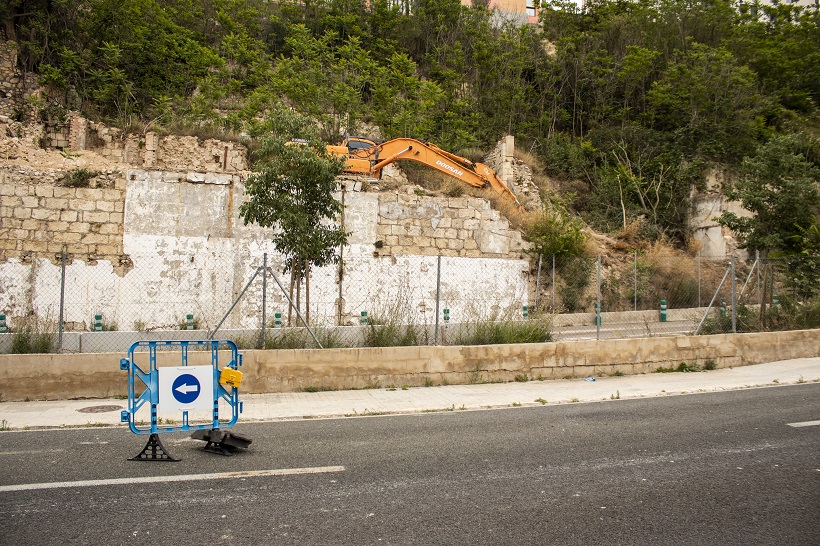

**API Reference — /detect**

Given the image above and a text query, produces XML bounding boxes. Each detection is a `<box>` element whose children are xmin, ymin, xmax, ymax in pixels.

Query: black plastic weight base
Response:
<box><xmin>129</xmin><ymin>433</ymin><xmax>180</xmax><ymax>461</ymax></box>
<box><xmin>191</xmin><ymin>429</ymin><xmax>252</xmax><ymax>456</ymax></box>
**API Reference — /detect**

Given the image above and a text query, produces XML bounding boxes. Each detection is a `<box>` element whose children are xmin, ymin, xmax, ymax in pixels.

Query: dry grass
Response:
<box><xmin>514</xmin><ymin>148</ymin><xmax>558</xmax><ymax>193</ymax></box>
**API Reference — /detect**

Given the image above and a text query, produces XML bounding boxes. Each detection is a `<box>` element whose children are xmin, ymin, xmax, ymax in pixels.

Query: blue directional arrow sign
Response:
<box><xmin>172</xmin><ymin>374</ymin><xmax>200</xmax><ymax>404</ymax></box>
<box><xmin>158</xmin><ymin>366</ymin><xmax>213</xmax><ymax>412</ymax></box>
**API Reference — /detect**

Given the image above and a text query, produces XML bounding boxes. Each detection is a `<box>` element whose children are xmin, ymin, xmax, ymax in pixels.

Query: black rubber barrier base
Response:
<box><xmin>191</xmin><ymin>429</ymin><xmax>253</xmax><ymax>456</ymax></box>
<box><xmin>129</xmin><ymin>433</ymin><xmax>180</xmax><ymax>462</ymax></box>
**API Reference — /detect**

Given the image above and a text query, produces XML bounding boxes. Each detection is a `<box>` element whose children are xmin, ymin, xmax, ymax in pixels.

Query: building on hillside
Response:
<box><xmin>386</xmin><ymin>1</ymin><xmax>540</xmax><ymax>25</ymax></box>
<box><xmin>460</xmin><ymin>0</ymin><xmax>540</xmax><ymax>25</ymax></box>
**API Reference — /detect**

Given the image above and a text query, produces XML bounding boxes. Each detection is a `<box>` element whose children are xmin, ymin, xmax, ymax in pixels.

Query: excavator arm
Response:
<box><xmin>330</xmin><ymin>137</ymin><xmax>522</xmax><ymax>209</ymax></box>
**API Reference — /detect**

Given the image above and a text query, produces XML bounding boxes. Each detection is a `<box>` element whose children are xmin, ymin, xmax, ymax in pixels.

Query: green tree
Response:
<box><xmin>239</xmin><ymin>106</ymin><xmax>348</xmax><ymax>325</ymax></box>
<box><xmin>718</xmin><ymin>135</ymin><xmax>820</xmax><ymax>258</ymax></box>
<box><xmin>646</xmin><ymin>43</ymin><xmax>769</xmax><ymax>161</ymax></box>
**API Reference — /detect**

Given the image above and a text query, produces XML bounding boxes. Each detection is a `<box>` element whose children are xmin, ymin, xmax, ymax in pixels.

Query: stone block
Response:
<box><xmin>53</xmin><ymin>231</ymin><xmax>82</xmax><ymax>243</ymax></box>
<box><xmin>52</xmin><ymin>187</ymin><xmax>75</xmax><ymax>199</ymax></box>
<box><xmin>69</xmin><ymin>199</ymin><xmax>96</xmax><ymax>211</ymax></box>
<box><xmin>99</xmin><ymin>223</ymin><xmax>120</xmax><ymax>235</ymax></box>
<box><xmin>13</xmin><ymin>207</ymin><xmax>31</xmax><ymax>219</ymax></box>
<box><xmin>60</xmin><ymin>210</ymin><xmax>78</xmax><ymax>222</ymax></box>
<box><xmin>44</xmin><ymin>197</ymin><xmax>69</xmax><ymax>209</ymax></box>
<box><xmin>96</xmin><ymin>244</ymin><xmax>120</xmax><ymax>255</ymax></box>
<box><xmin>82</xmin><ymin>211</ymin><xmax>110</xmax><ymax>223</ymax></box>
<box><xmin>20</xmin><ymin>195</ymin><xmax>40</xmax><ymax>209</ymax></box>
<box><xmin>68</xmin><ymin>222</ymin><xmax>91</xmax><ymax>234</ymax></box>
<box><xmin>81</xmin><ymin>233</ymin><xmax>108</xmax><ymax>245</ymax></box>
<box><xmin>34</xmin><ymin>186</ymin><xmax>53</xmax><ymax>198</ymax></box>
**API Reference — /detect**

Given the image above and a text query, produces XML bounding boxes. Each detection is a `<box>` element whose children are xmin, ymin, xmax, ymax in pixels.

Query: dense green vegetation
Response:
<box><xmin>4</xmin><ymin>0</ymin><xmax>819</xmax><ymax>252</ymax></box>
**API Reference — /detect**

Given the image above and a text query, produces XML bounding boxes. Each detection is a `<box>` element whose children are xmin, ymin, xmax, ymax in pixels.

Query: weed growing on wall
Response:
<box><xmin>9</xmin><ymin>316</ymin><xmax>57</xmax><ymax>354</ymax></box>
<box><xmin>362</xmin><ymin>285</ymin><xmax>430</xmax><ymax>347</ymax></box>
<box><xmin>60</xmin><ymin>168</ymin><xmax>99</xmax><ymax>188</ymax></box>
<box><xmin>454</xmin><ymin>316</ymin><xmax>552</xmax><ymax>345</ymax></box>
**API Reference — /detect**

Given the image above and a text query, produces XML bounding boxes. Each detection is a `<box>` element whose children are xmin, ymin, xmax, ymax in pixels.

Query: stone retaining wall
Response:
<box><xmin>0</xmin><ymin>166</ymin><xmax>128</xmax><ymax>269</ymax></box>
<box><xmin>375</xmin><ymin>193</ymin><xmax>525</xmax><ymax>259</ymax></box>
<box><xmin>0</xmin><ymin>330</ymin><xmax>816</xmax><ymax>401</ymax></box>
<box><xmin>0</xmin><ymin>41</ymin><xmax>35</xmax><ymax>120</ymax></box>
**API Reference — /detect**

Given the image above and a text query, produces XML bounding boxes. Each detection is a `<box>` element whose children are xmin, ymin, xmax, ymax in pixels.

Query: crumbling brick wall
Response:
<box><xmin>0</xmin><ymin>41</ymin><xmax>33</xmax><ymax>120</ymax></box>
<box><xmin>0</xmin><ymin>166</ymin><xmax>129</xmax><ymax>273</ymax></box>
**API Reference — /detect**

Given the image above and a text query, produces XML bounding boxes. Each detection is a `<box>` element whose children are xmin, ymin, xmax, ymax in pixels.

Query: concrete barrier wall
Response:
<box><xmin>0</xmin><ymin>329</ymin><xmax>817</xmax><ymax>401</ymax></box>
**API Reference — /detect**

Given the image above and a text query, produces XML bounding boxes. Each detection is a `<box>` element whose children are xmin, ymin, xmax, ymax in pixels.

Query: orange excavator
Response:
<box><xmin>327</xmin><ymin>136</ymin><xmax>522</xmax><ymax>209</ymax></box>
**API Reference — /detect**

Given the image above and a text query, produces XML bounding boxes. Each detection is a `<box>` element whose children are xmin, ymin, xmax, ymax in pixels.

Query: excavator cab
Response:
<box><xmin>345</xmin><ymin>137</ymin><xmax>379</xmax><ymax>151</ymax></box>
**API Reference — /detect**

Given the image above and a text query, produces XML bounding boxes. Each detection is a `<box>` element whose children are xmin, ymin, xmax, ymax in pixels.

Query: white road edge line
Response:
<box><xmin>0</xmin><ymin>466</ymin><xmax>345</xmax><ymax>493</ymax></box>
<box><xmin>786</xmin><ymin>420</ymin><xmax>820</xmax><ymax>428</ymax></box>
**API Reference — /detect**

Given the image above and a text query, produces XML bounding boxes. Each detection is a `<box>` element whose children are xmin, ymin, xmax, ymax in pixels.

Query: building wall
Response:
<box><xmin>461</xmin><ymin>0</ymin><xmax>539</xmax><ymax>25</ymax></box>
<box><xmin>0</xmin><ymin>134</ymin><xmax>530</xmax><ymax>333</ymax></box>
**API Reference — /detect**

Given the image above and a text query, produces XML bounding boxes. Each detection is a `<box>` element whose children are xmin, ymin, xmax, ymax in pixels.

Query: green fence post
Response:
<box><xmin>274</xmin><ymin>312</ymin><xmax>282</xmax><ymax>327</ymax></box>
<box><xmin>443</xmin><ymin>308</ymin><xmax>450</xmax><ymax>323</ymax></box>
<box><xmin>186</xmin><ymin>314</ymin><xmax>194</xmax><ymax>330</ymax></box>
<box><xmin>660</xmin><ymin>299</ymin><xmax>667</xmax><ymax>322</ymax></box>
<box><xmin>360</xmin><ymin>311</ymin><xmax>368</xmax><ymax>325</ymax></box>
<box><xmin>94</xmin><ymin>314</ymin><xmax>102</xmax><ymax>331</ymax></box>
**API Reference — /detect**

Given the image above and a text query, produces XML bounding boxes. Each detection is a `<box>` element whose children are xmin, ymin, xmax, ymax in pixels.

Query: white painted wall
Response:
<box><xmin>0</xmin><ymin>170</ymin><xmax>531</xmax><ymax>334</ymax></box>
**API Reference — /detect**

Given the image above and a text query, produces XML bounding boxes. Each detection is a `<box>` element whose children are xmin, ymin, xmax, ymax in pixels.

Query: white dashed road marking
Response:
<box><xmin>786</xmin><ymin>420</ymin><xmax>820</xmax><ymax>428</ymax></box>
<box><xmin>0</xmin><ymin>466</ymin><xmax>345</xmax><ymax>492</ymax></box>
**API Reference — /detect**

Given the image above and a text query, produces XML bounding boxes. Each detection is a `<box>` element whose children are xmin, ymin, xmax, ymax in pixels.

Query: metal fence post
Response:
<box><xmin>756</xmin><ymin>250</ymin><xmax>761</xmax><ymax>309</ymax></box>
<box><xmin>731</xmin><ymin>255</ymin><xmax>737</xmax><ymax>333</ymax></box>
<box><xmin>634</xmin><ymin>250</ymin><xmax>637</xmax><ymax>311</ymax></box>
<box><xmin>261</xmin><ymin>253</ymin><xmax>267</xmax><ymax>349</ymax></box>
<box><xmin>58</xmin><ymin>249</ymin><xmax>66</xmax><ymax>353</ymax></box>
<box><xmin>434</xmin><ymin>255</ymin><xmax>442</xmax><ymax>346</ymax></box>
<box><xmin>535</xmin><ymin>254</ymin><xmax>542</xmax><ymax>312</ymax></box>
<box><xmin>552</xmin><ymin>254</ymin><xmax>556</xmax><ymax>310</ymax></box>
<box><xmin>698</xmin><ymin>250</ymin><xmax>701</xmax><ymax>308</ymax></box>
<box><xmin>596</xmin><ymin>255</ymin><xmax>601</xmax><ymax>340</ymax></box>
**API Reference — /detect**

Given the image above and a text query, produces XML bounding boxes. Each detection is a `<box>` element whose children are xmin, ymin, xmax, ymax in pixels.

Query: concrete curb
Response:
<box><xmin>1</xmin><ymin>358</ymin><xmax>818</xmax><ymax>431</ymax></box>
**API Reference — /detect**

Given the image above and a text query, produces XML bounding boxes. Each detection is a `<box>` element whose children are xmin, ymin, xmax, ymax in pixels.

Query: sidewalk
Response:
<box><xmin>1</xmin><ymin>358</ymin><xmax>818</xmax><ymax>430</ymax></box>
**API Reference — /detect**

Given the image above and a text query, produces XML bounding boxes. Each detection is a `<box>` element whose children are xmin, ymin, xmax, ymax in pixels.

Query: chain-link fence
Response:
<box><xmin>1</xmin><ymin>251</ymin><xmax>817</xmax><ymax>353</ymax></box>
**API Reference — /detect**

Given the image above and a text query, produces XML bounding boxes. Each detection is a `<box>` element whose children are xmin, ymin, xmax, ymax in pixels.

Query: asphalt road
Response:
<box><xmin>2</xmin><ymin>384</ymin><xmax>819</xmax><ymax>545</ymax></box>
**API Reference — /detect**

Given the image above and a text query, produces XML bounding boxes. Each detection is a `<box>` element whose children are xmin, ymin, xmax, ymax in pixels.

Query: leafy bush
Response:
<box><xmin>524</xmin><ymin>206</ymin><xmax>587</xmax><ymax>258</ymax></box>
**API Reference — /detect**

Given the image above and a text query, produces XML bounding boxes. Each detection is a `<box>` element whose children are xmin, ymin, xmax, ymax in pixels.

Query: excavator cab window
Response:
<box><xmin>346</xmin><ymin>138</ymin><xmax>378</xmax><ymax>151</ymax></box>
